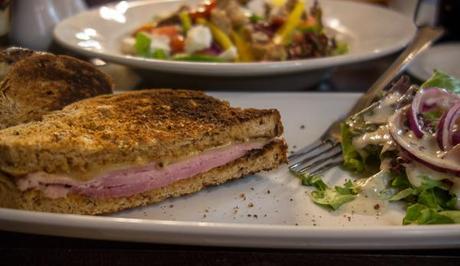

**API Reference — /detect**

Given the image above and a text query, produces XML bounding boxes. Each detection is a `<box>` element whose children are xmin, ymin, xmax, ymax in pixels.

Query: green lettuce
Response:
<box><xmin>439</xmin><ymin>211</ymin><xmax>460</xmax><ymax>223</ymax></box>
<box><xmin>389</xmin><ymin>188</ymin><xmax>416</xmax><ymax>202</ymax></box>
<box><xmin>152</xmin><ymin>49</ymin><xmax>167</xmax><ymax>59</ymax></box>
<box><xmin>400</xmin><ymin>176</ymin><xmax>458</xmax><ymax>224</ymax></box>
<box><xmin>135</xmin><ymin>32</ymin><xmax>151</xmax><ymax>56</ymax></box>
<box><xmin>299</xmin><ymin>174</ymin><xmax>359</xmax><ymax>210</ymax></box>
<box><xmin>421</xmin><ymin>70</ymin><xmax>460</xmax><ymax>94</ymax></box>
<box><xmin>333</xmin><ymin>42</ymin><xmax>348</xmax><ymax>56</ymax></box>
<box><xmin>172</xmin><ymin>54</ymin><xmax>225</xmax><ymax>62</ymax></box>
<box><xmin>340</xmin><ymin>123</ymin><xmax>364</xmax><ymax>173</ymax></box>
<box><xmin>403</xmin><ymin>203</ymin><xmax>455</xmax><ymax>225</ymax></box>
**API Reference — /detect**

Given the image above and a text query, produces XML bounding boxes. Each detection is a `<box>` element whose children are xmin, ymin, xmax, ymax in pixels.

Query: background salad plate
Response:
<box><xmin>54</xmin><ymin>0</ymin><xmax>416</xmax><ymax>77</ymax></box>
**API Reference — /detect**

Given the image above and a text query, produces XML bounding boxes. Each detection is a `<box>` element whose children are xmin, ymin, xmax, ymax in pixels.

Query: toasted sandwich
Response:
<box><xmin>0</xmin><ymin>47</ymin><xmax>113</xmax><ymax>129</ymax></box>
<box><xmin>0</xmin><ymin>89</ymin><xmax>287</xmax><ymax>214</ymax></box>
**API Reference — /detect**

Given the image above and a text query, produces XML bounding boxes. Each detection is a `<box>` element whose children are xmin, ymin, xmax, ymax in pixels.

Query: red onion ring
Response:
<box><xmin>408</xmin><ymin>87</ymin><xmax>460</xmax><ymax>139</ymax></box>
<box><xmin>437</xmin><ymin>102</ymin><xmax>460</xmax><ymax>151</ymax></box>
<box><xmin>389</xmin><ymin>105</ymin><xmax>460</xmax><ymax>177</ymax></box>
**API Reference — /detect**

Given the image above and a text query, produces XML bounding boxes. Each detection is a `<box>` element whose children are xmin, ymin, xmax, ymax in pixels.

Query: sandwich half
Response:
<box><xmin>0</xmin><ymin>47</ymin><xmax>113</xmax><ymax>129</ymax></box>
<box><xmin>0</xmin><ymin>89</ymin><xmax>287</xmax><ymax>214</ymax></box>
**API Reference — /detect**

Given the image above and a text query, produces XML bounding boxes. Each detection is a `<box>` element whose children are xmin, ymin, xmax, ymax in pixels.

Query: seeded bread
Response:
<box><xmin>0</xmin><ymin>47</ymin><xmax>113</xmax><ymax>129</ymax></box>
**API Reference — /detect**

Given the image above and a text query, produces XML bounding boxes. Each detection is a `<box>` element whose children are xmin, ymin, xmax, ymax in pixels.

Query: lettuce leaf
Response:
<box><xmin>403</xmin><ymin>203</ymin><xmax>455</xmax><ymax>225</ymax></box>
<box><xmin>135</xmin><ymin>32</ymin><xmax>151</xmax><ymax>56</ymax></box>
<box><xmin>400</xmin><ymin>175</ymin><xmax>458</xmax><ymax>224</ymax></box>
<box><xmin>300</xmin><ymin>174</ymin><xmax>359</xmax><ymax>210</ymax></box>
<box><xmin>417</xmin><ymin>178</ymin><xmax>456</xmax><ymax>209</ymax></box>
<box><xmin>340</xmin><ymin>123</ymin><xmax>364</xmax><ymax>173</ymax></box>
<box><xmin>389</xmin><ymin>188</ymin><xmax>416</xmax><ymax>202</ymax></box>
<box><xmin>390</xmin><ymin>173</ymin><xmax>411</xmax><ymax>189</ymax></box>
<box><xmin>439</xmin><ymin>210</ymin><xmax>460</xmax><ymax>223</ymax></box>
<box><xmin>421</xmin><ymin>70</ymin><xmax>460</xmax><ymax>94</ymax></box>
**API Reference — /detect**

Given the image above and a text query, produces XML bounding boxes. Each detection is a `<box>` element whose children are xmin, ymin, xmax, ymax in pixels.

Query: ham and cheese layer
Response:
<box><xmin>16</xmin><ymin>141</ymin><xmax>266</xmax><ymax>199</ymax></box>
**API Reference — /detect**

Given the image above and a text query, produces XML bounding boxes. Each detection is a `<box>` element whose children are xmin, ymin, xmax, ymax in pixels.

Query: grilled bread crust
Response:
<box><xmin>0</xmin><ymin>139</ymin><xmax>287</xmax><ymax>215</ymax></box>
<box><xmin>0</xmin><ymin>89</ymin><xmax>283</xmax><ymax>178</ymax></box>
<box><xmin>0</xmin><ymin>47</ymin><xmax>36</xmax><ymax>79</ymax></box>
<box><xmin>0</xmin><ymin>47</ymin><xmax>113</xmax><ymax>129</ymax></box>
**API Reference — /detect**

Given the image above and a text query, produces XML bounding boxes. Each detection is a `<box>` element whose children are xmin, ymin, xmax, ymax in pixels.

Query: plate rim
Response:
<box><xmin>2</xmin><ymin>207</ymin><xmax>460</xmax><ymax>249</ymax></box>
<box><xmin>53</xmin><ymin>0</ymin><xmax>417</xmax><ymax>76</ymax></box>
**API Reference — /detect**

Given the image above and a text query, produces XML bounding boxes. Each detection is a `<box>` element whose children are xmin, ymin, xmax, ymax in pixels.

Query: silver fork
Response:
<box><xmin>288</xmin><ymin>26</ymin><xmax>444</xmax><ymax>176</ymax></box>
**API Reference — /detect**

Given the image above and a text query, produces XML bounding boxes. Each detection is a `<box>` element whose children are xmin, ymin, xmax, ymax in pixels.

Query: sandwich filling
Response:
<box><xmin>16</xmin><ymin>140</ymin><xmax>269</xmax><ymax>199</ymax></box>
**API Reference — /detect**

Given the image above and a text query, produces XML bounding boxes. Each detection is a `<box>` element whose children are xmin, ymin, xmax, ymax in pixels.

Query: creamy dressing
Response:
<box><xmin>401</xmin><ymin>130</ymin><xmax>447</xmax><ymax>159</ymax></box>
<box><xmin>405</xmin><ymin>161</ymin><xmax>460</xmax><ymax>209</ymax></box>
<box><xmin>351</xmin><ymin>92</ymin><xmax>401</xmax><ymax>153</ymax></box>
<box><xmin>363</xmin><ymin>91</ymin><xmax>401</xmax><ymax>124</ymax></box>
<box><xmin>342</xmin><ymin>170</ymin><xmax>393</xmax><ymax>215</ymax></box>
<box><xmin>352</xmin><ymin>125</ymin><xmax>392</xmax><ymax>150</ymax></box>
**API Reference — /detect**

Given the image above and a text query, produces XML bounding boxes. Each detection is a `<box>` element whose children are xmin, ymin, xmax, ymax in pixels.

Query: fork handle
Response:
<box><xmin>347</xmin><ymin>26</ymin><xmax>444</xmax><ymax>116</ymax></box>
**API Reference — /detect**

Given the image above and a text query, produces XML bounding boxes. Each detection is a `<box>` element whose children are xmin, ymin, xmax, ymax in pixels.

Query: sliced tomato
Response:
<box><xmin>169</xmin><ymin>35</ymin><xmax>185</xmax><ymax>53</ymax></box>
<box><xmin>149</xmin><ymin>25</ymin><xmax>185</xmax><ymax>53</ymax></box>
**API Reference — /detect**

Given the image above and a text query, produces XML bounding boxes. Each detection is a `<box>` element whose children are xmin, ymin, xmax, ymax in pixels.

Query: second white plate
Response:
<box><xmin>54</xmin><ymin>0</ymin><xmax>416</xmax><ymax>76</ymax></box>
<box><xmin>408</xmin><ymin>42</ymin><xmax>460</xmax><ymax>81</ymax></box>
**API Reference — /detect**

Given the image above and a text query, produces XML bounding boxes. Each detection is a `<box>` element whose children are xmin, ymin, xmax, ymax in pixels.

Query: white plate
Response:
<box><xmin>53</xmin><ymin>0</ymin><xmax>416</xmax><ymax>77</ymax></box>
<box><xmin>1</xmin><ymin>92</ymin><xmax>460</xmax><ymax>249</ymax></box>
<box><xmin>408</xmin><ymin>42</ymin><xmax>460</xmax><ymax>81</ymax></box>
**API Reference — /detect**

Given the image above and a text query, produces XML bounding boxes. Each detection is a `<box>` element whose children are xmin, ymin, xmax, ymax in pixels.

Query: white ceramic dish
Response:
<box><xmin>53</xmin><ymin>0</ymin><xmax>416</xmax><ymax>77</ymax></box>
<box><xmin>408</xmin><ymin>42</ymin><xmax>460</xmax><ymax>81</ymax></box>
<box><xmin>1</xmin><ymin>92</ymin><xmax>460</xmax><ymax>249</ymax></box>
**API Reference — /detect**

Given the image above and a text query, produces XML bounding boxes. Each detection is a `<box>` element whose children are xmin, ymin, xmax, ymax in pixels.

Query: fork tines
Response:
<box><xmin>288</xmin><ymin>139</ymin><xmax>343</xmax><ymax>176</ymax></box>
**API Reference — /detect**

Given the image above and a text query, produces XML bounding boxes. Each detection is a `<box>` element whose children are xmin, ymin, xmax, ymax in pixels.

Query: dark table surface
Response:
<box><xmin>2</xmin><ymin>229</ymin><xmax>460</xmax><ymax>266</ymax></box>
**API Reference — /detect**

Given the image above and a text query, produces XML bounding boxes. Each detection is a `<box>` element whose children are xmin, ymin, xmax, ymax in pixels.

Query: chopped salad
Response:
<box><xmin>121</xmin><ymin>0</ymin><xmax>347</xmax><ymax>62</ymax></box>
<box><xmin>296</xmin><ymin>71</ymin><xmax>460</xmax><ymax>225</ymax></box>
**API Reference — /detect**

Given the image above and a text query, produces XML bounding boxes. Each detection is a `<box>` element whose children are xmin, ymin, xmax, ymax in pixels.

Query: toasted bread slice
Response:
<box><xmin>0</xmin><ymin>47</ymin><xmax>113</xmax><ymax>129</ymax></box>
<box><xmin>0</xmin><ymin>89</ymin><xmax>283</xmax><ymax>177</ymax></box>
<box><xmin>0</xmin><ymin>140</ymin><xmax>287</xmax><ymax>214</ymax></box>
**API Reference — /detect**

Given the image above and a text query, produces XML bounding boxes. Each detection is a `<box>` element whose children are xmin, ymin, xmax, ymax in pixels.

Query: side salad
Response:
<box><xmin>297</xmin><ymin>71</ymin><xmax>460</xmax><ymax>225</ymax></box>
<box><xmin>121</xmin><ymin>0</ymin><xmax>347</xmax><ymax>62</ymax></box>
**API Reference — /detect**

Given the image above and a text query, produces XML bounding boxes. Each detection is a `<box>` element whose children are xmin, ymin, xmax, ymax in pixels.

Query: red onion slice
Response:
<box><xmin>408</xmin><ymin>87</ymin><xmax>460</xmax><ymax>139</ymax></box>
<box><xmin>437</xmin><ymin>102</ymin><xmax>460</xmax><ymax>151</ymax></box>
<box><xmin>389</xmin><ymin>105</ymin><xmax>460</xmax><ymax>176</ymax></box>
<box><xmin>452</xmin><ymin>131</ymin><xmax>460</xmax><ymax>146</ymax></box>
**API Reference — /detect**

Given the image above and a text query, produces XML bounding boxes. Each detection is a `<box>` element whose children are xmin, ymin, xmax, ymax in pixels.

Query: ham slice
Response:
<box><xmin>16</xmin><ymin>141</ymin><xmax>266</xmax><ymax>199</ymax></box>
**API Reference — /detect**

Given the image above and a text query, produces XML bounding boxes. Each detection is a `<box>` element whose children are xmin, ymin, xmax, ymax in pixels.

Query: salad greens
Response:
<box><xmin>122</xmin><ymin>0</ymin><xmax>348</xmax><ymax>62</ymax></box>
<box><xmin>297</xmin><ymin>174</ymin><xmax>359</xmax><ymax>210</ymax></box>
<box><xmin>296</xmin><ymin>70</ymin><xmax>460</xmax><ymax>225</ymax></box>
<box><xmin>421</xmin><ymin>70</ymin><xmax>460</xmax><ymax>93</ymax></box>
<box><xmin>340</xmin><ymin>123</ymin><xmax>365</xmax><ymax>173</ymax></box>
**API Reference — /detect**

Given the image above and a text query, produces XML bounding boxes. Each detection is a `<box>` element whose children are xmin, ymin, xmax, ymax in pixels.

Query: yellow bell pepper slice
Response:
<box><xmin>196</xmin><ymin>18</ymin><xmax>233</xmax><ymax>50</ymax></box>
<box><xmin>179</xmin><ymin>11</ymin><xmax>192</xmax><ymax>32</ymax></box>
<box><xmin>274</xmin><ymin>0</ymin><xmax>305</xmax><ymax>45</ymax></box>
<box><xmin>230</xmin><ymin>31</ymin><xmax>254</xmax><ymax>62</ymax></box>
